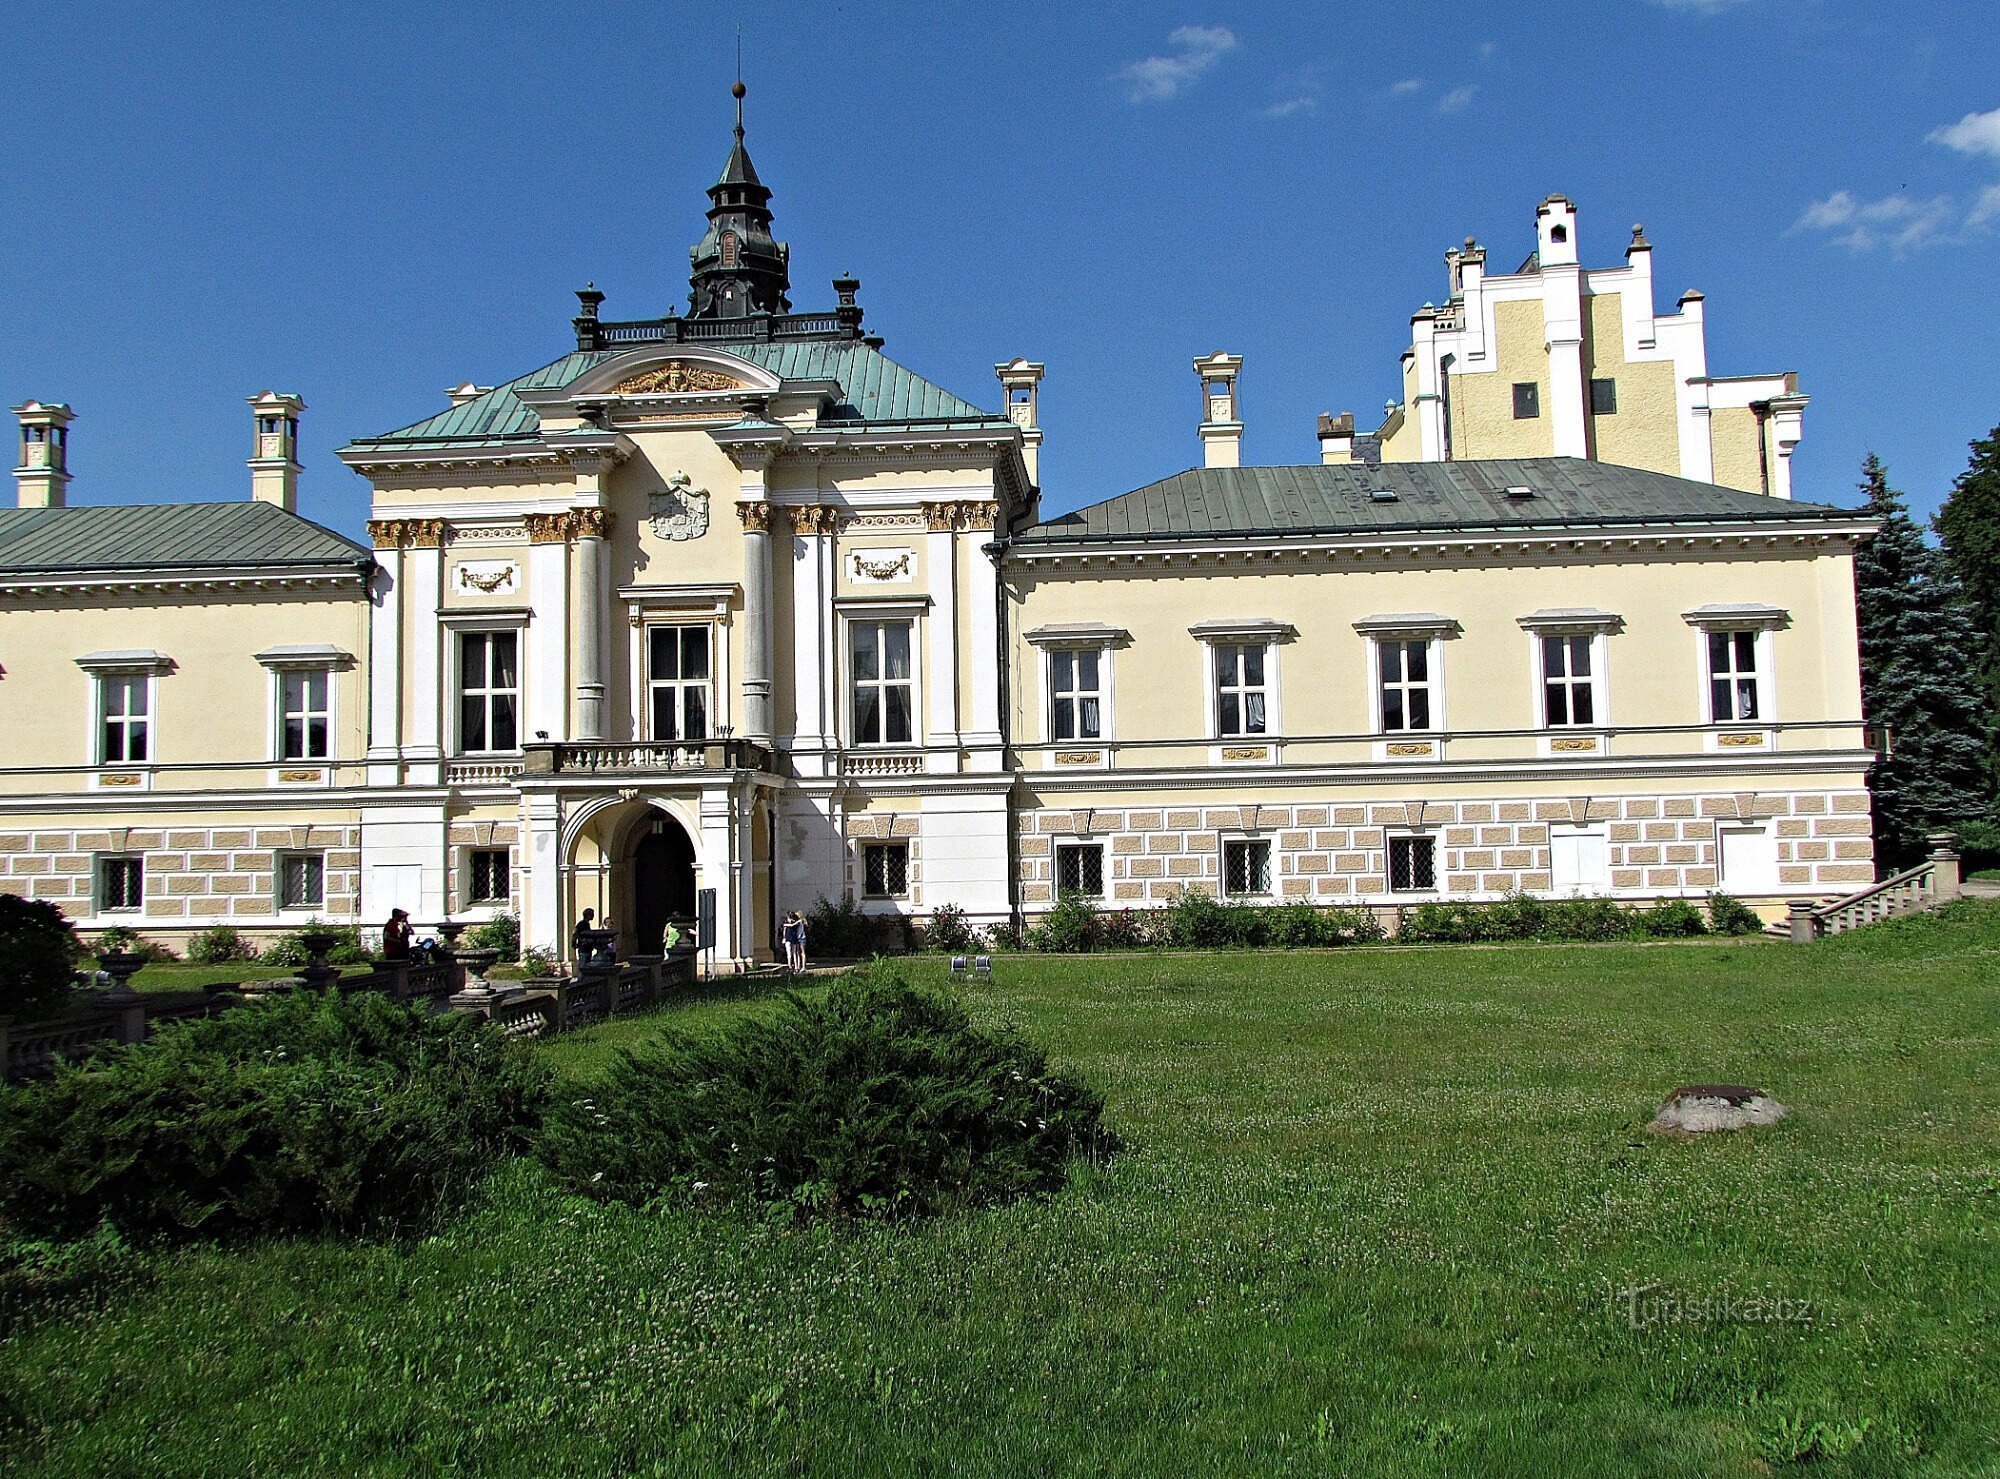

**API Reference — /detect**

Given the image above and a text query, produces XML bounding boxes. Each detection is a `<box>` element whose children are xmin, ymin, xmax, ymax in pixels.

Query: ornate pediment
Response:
<box><xmin>612</xmin><ymin>361</ymin><xmax>750</xmax><ymax>396</ymax></box>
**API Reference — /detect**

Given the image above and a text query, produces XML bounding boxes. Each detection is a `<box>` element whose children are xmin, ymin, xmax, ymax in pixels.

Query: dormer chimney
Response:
<box><xmin>13</xmin><ymin>400</ymin><xmax>73</xmax><ymax>508</ymax></box>
<box><xmin>1317</xmin><ymin>411</ymin><xmax>1355</xmax><ymax>465</ymax></box>
<box><xmin>1193</xmin><ymin>352</ymin><xmax>1243</xmax><ymax>469</ymax></box>
<box><xmin>1535</xmin><ymin>193</ymin><xmax>1579</xmax><ymax>267</ymax></box>
<box><xmin>995</xmin><ymin>358</ymin><xmax>1045</xmax><ymax>484</ymax></box>
<box><xmin>247</xmin><ymin>392</ymin><xmax>304</xmax><ymax>511</ymax></box>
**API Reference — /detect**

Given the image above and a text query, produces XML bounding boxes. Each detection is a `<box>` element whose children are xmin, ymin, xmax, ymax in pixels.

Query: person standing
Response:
<box><xmin>571</xmin><ymin>907</ymin><xmax>595</xmax><ymax>961</ymax></box>
<box><xmin>782</xmin><ymin>909</ymin><xmax>807</xmax><ymax>974</ymax></box>
<box><xmin>382</xmin><ymin>907</ymin><xmax>412</xmax><ymax>960</ymax></box>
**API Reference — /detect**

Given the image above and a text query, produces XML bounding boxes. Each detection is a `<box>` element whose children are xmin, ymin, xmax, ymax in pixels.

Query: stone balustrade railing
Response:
<box><xmin>1785</xmin><ymin>832</ymin><xmax>1961</xmax><ymax>942</ymax></box>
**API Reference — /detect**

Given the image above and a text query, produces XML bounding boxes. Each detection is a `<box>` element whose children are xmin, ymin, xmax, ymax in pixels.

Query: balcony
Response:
<box><xmin>520</xmin><ymin>738</ymin><xmax>771</xmax><ymax>777</ymax></box>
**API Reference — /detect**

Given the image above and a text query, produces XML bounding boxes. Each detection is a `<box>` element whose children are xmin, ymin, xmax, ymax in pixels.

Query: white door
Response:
<box><xmin>1718</xmin><ymin>825</ymin><xmax>1779</xmax><ymax>893</ymax></box>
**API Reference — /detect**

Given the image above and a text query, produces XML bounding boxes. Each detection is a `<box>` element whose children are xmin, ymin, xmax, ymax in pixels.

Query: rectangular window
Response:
<box><xmin>1222</xmin><ymin>839</ymin><xmax>1272</xmax><ymax>897</ymax></box>
<box><xmin>1388</xmin><ymin>835</ymin><xmax>1437</xmax><ymax>892</ymax></box>
<box><xmin>1512</xmin><ymin>382</ymin><xmax>1540</xmax><ymax>419</ymax></box>
<box><xmin>1049</xmin><ymin>649</ymin><xmax>1103</xmax><ymax>742</ymax></box>
<box><xmin>850</xmin><ymin>620</ymin><xmax>915</xmax><ymax>746</ymax></box>
<box><xmin>1541</xmin><ymin>634</ymin><xmax>1596</xmax><ymax>726</ymax></box>
<box><xmin>279</xmin><ymin>670</ymin><xmax>331</xmax><ymax>760</ymax></box>
<box><xmin>100</xmin><ymin>856</ymin><xmax>143</xmax><ymax>912</ymax></box>
<box><xmin>278</xmin><ymin>853</ymin><xmax>325</xmax><ymax>910</ymax></box>
<box><xmin>1055</xmin><ymin>842</ymin><xmax>1104</xmax><ymax>897</ymax></box>
<box><xmin>1718</xmin><ymin>825</ymin><xmax>1778</xmax><ymax>892</ymax></box>
<box><xmin>1378</xmin><ymin>640</ymin><xmax>1434</xmax><ymax>732</ymax></box>
<box><xmin>459</xmin><ymin>631</ymin><xmax>520</xmax><ymax>753</ymax></box>
<box><xmin>863</xmin><ymin>842</ymin><xmax>909</xmax><ymax>898</ymax></box>
<box><xmin>1213</xmin><ymin>643</ymin><xmax>1269</xmax><ymax>737</ymax></box>
<box><xmin>100</xmin><ymin>675</ymin><xmax>149</xmax><ymax>763</ymax></box>
<box><xmin>1707</xmin><ymin>630</ymin><xmax>1761</xmax><ymax>721</ymax></box>
<box><xmin>647</xmin><ymin>625</ymin><xmax>711</xmax><ymax>742</ymax></box>
<box><xmin>469</xmin><ymin>848</ymin><xmax>510</xmax><ymax>904</ymax></box>
<box><xmin>1590</xmin><ymin>377</ymin><xmax>1618</xmax><ymax>415</ymax></box>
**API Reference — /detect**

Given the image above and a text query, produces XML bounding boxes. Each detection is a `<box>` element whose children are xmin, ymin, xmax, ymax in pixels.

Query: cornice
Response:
<box><xmin>0</xmin><ymin>566</ymin><xmax>371</xmax><ymax>599</ymax></box>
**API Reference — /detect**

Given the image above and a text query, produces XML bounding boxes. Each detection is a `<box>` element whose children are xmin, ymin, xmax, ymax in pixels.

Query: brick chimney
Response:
<box><xmin>13</xmin><ymin>400</ymin><xmax>73</xmax><ymax>507</ymax></box>
<box><xmin>1317</xmin><ymin>411</ymin><xmax>1356</xmax><ymax>465</ymax></box>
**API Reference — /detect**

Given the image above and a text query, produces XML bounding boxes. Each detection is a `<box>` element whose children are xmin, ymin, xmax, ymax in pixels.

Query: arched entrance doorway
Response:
<box><xmin>631</xmin><ymin>815</ymin><xmax>697</xmax><ymax>956</ymax></box>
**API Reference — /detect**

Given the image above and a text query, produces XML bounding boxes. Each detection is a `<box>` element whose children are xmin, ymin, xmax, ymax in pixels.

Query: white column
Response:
<box><xmin>925</xmin><ymin>504</ymin><xmax>961</xmax><ymax>759</ymax></box>
<box><xmin>1543</xmin><ymin>264</ymin><xmax>1588</xmax><ymax>459</ymax></box>
<box><xmin>523</xmin><ymin>790</ymin><xmax>563</xmax><ymax>957</ymax></box>
<box><xmin>963</xmin><ymin>502</ymin><xmax>1003</xmax><ymax>760</ymax></box>
<box><xmin>405</xmin><ymin>525</ymin><xmax>444</xmax><ymax>779</ymax></box>
<box><xmin>365</xmin><ymin>531</ymin><xmax>403</xmax><ymax>783</ymax></box>
<box><xmin>528</xmin><ymin>532</ymin><xmax>570</xmax><ymax>741</ymax></box>
<box><xmin>737</xmin><ymin>498</ymin><xmax>774</xmax><ymax>744</ymax></box>
<box><xmin>575</xmin><ymin>511</ymin><xmax>608</xmax><ymax>740</ymax></box>
<box><xmin>788</xmin><ymin>505</ymin><xmax>832</xmax><ymax>767</ymax></box>
<box><xmin>698</xmin><ymin>786</ymin><xmax>739</xmax><ymax>971</ymax></box>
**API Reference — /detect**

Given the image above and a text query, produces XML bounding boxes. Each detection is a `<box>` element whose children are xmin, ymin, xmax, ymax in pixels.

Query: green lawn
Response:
<box><xmin>5</xmin><ymin>909</ymin><xmax>1999</xmax><ymax>1475</ymax></box>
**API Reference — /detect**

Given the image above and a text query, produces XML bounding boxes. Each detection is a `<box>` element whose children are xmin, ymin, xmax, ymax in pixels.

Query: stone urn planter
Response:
<box><xmin>95</xmin><ymin>950</ymin><xmax>148</xmax><ymax>1004</ymax></box>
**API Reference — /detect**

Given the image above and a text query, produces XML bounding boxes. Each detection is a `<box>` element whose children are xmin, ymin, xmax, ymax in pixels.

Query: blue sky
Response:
<box><xmin>3</xmin><ymin>1</ymin><xmax>1995</xmax><ymax>533</ymax></box>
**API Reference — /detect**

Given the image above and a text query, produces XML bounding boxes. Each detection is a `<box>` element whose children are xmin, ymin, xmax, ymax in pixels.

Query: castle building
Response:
<box><xmin>1326</xmin><ymin>195</ymin><xmax>1809</xmax><ymax>501</ymax></box>
<box><xmin>0</xmin><ymin>95</ymin><xmax>1878</xmax><ymax>963</ymax></box>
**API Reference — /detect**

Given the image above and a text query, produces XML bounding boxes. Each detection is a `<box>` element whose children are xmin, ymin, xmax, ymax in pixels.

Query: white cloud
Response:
<box><xmin>1436</xmin><ymin>85</ymin><xmax>1476</xmax><ymax>114</ymax></box>
<box><xmin>1120</xmin><ymin>26</ymin><xmax>1239</xmax><ymax>103</ymax></box>
<box><xmin>1263</xmin><ymin>96</ymin><xmax>1316</xmax><ymax>119</ymax></box>
<box><xmin>1389</xmin><ymin>78</ymin><xmax>1424</xmax><ymax>97</ymax></box>
<box><xmin>1792</xmin><ymin>189</ymin><xmax>1963</xmax><ymax>253</ymax></box>
<box><xmin>1928</xmin><ymin>106</ymin><xmax>2000</xmax><ymax>160</ymax></box>
<box><xmin>1969</xmin><ymin>183</ymin><xmax>2000</xmax><ymax>229</ymax></box>
<box><xmin>1644</xmin><ymin>0</ymin><xmax>1755</xmax><ymax>13</ymax></box>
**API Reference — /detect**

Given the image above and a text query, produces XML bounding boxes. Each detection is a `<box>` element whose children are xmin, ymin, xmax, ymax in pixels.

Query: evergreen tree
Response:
<box><xmin>1853</xmin><ymin>455</ymin><xmax>1993</xmax><ymax>866</ymax></box>
<box><xmin>1934</xmin><ymin>424</ymin><xmax>2000</xmax><ymax>740</ymax></box>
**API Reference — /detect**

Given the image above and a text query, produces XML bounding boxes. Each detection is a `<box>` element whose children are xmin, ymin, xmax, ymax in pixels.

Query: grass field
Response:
<box><xmin>5</xmin><ymin>907</ymin><xmax>1999</xmax><ymax>1475</ymax></box>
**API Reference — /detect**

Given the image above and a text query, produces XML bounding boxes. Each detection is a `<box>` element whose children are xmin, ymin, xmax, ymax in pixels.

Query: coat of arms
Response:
<box><xmin>649</xmin><ymin>470</ymin><xmax>710</xmax><ymax>541</ymax></box>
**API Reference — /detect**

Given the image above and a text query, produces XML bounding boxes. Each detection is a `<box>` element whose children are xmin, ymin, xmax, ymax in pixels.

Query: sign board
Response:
<box><xmin>696</xmin><ymin>888</ymin><xmax>717</xmax><ymax>949</ymax></box>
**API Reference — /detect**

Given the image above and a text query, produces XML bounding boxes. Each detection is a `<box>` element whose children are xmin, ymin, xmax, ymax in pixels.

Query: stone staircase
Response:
<box><xmin>1771</xmin><ymin>832</ymin><xmax>1963</xmax><ymax>941</ymax></box>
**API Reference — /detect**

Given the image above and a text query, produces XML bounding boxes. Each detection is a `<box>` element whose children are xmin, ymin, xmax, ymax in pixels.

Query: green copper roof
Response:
<box><xmin>1017</xmin><ymin>459</ymin><xmax>1859</xmax><ymax>544</ymax></box>
<box><xmin>0</xmin><ymin>501</ymin><xmax>370</xmax><ymax>574</ymax></box>
<box><xmin>344</xmin><ymin>341</ymin><xmax>1002</xmax><ymax>452</ymax></box>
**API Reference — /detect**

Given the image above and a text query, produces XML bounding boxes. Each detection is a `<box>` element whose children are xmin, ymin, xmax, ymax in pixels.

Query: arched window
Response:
<box><xmin>719</xmin><ymin>230</ymin><xmax>739</xmax><ymax>268</ymax></box>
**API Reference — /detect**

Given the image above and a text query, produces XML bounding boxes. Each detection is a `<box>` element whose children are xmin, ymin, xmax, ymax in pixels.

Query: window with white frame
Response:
<box><xmin>1222</xmin><ymin>838</ymin><xmax>1272</xmax><ymax>896</ymax></box>
<box><xmin>1540</xmin><ymin>634</ymin><xmax>1597</xmax><ymax>727</ymax></box>
<box><xmin>850</xmin><ymin>619</ymin><xmax>914</xmax><ymax>746</ymax></box>
<box><xmin>99</xmin><ymin>855</ymin><xmax>143</xmax><ymax>912</ymax></box>
<box><xmin>647</xmin><ymin>625</ymin><xmax>711</xmax><ymax>742</ymax></box>
<box><xmin>1055</xmin><ymin>842</ymin><xmax>1104</xmax><ymax>897</ymax></box>
<box><xmin>1048</xmin><ymin>649</ymin><xmax>1104</xmax><ymax>742</ymax></box>
<box><xmin>1213</xmin><ymin>643</ymin><xmax>1269</xmax><ymax>737</ymax></box>
<box><xmin>1706</xmin><ymin>630</ymin><xmax>1762</xmax><ymax>722</ymax></box>
<box><xmin>863</xmin><ymin>842</ymin><xmax>909</xmax><ymax>898</ymax></box>
<box><xmin>469</xmin><ymin>848</ymin><xmax>510</xmax><ymax>905</ymax></box>
<box><xmin>1388</xmin><ymin>834</ymin><xmax>1437</xmax><ymax>892</ymax></box>
<box><xmin>459</xmin><ymin>631</ymin><xmax>520</xmax><ymax>753</ymax></box>
<box><xmin>99</xmin><ymin>675</ymin><xmax>149</xmax><ymax>763</ymax></box>
<box><xmin>1377</xmin><ymin>640</ymin><xmax>1435</xmax><ymax>732</ymax></box>
<box><xmin>279</xmin><ymin>671</ymin><xmax>331</xmax><ymax>760</ymax></box>
<box><xmin>278</xmin><ymin>853</ymin><xmax>325</xmax><ymax>910</ymax></box>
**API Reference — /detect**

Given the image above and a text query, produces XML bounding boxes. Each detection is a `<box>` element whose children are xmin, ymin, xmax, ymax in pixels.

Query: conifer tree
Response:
<box><xmin>1853</xmin><ymin>455</ymin><xmax>1993</xmax><ymax>866</ymax></box>
<box><xmin>1934</xmin><ymin>424</ymin><xmax>2000</xmax><ymax>730</ymax></box>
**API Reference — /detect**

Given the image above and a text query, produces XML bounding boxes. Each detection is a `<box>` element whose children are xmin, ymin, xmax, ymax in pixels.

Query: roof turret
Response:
<box><xmin>688</xmin><ymin>82</ymin><xmax>792</xmax><ymax>319</ymax></box>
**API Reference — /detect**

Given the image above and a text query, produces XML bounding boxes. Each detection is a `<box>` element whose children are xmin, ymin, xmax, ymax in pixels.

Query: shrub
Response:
<box><xmin>1320</xmin><ymin>906</ymin><xmax>1386</xmax><ymax>946</ymax></box>
<box><xmin>807</xmin><ymin>894</ymin><xmax>880</xmax><ymax>958</ymax></box>
<box><xmin>924</xmin><ymin>902</ymin><xmax>980</xmax><ymax>954</ymax></box>
<box><xmin>1029</xmin><ymin>894</ymin><xmax>1099</xmax><ymax>953</ymax></box>
<box><xmin>92</xmin><ymin>925</ymin><xmax>175</xmax><ymax>963</ymax></box>
<box><xmin>1094</xmin><ymin>908</ymin><xmax>1153</xmax><ymax>950</ymax></box>
<box><xmin>520</xmin><ymin>946</ymin><xmax>559</xmax><ymax>977</ymax></box>
<box><xmin>984</xmin><ymin>917</ymin><xmax>1028</xmax><ymax>951</ymax></box>
<box><xmin>1637</xmin><ymin>898</ymin><xmax>1708</xmax><ymax>938</ymax></box>
<box><xmin>1707</xmin><ymin>892</ymin><xmax>1765</xmax><ymax>936</ymax></box>
<box><xmin>1263</xmin><ymin>903</ymin><xmax>1323</xmax><ymax>948</ymax></box>
<box><xmin>260</xmin><ymin>922</ymin><xmax>370</xmax><ymax>968</ymax></box>
<box><xmin>1539</xmin><ymin>896</ymin><xmax>1632</xmax><ymax>943</ymax></box>
<box><xmin>1162</xmin><ymin>888</ymin><xmax>1231</xmax><ymax>950</ymax></box>
<box><xmin>0</xmin><ymin>896</ymin><xmax>81</xmax><ymax>1021</ymax></box>
<box><xmin>0</xmin><ymin>990</ymin><xmax>548</xmax><ymax>1242</ymax></box>
<box><xmin>537</xmin><ymin>962</ymin><xmax>1111</xmax><ymax>1220</ymax></box>
<box><xmin>464</xmin><ymin>913</ymin><xmax>521</xmax><ymax>962</ymax></box>
<box><xmin>1397</xmin><ymin>900</ymin><xmax>1493</xmax><ymax>944</ymax></box>
<box><xmin>185</xmin><ymin>925</ymin><xmax>256</xmax><ymax>964</ymax></box>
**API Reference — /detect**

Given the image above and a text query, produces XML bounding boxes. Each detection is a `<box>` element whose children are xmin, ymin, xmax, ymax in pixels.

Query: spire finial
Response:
<box><xmin>733</xmin><ymin>30</ymin><xmax>745</xmax><ymax>139</ymax></box>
